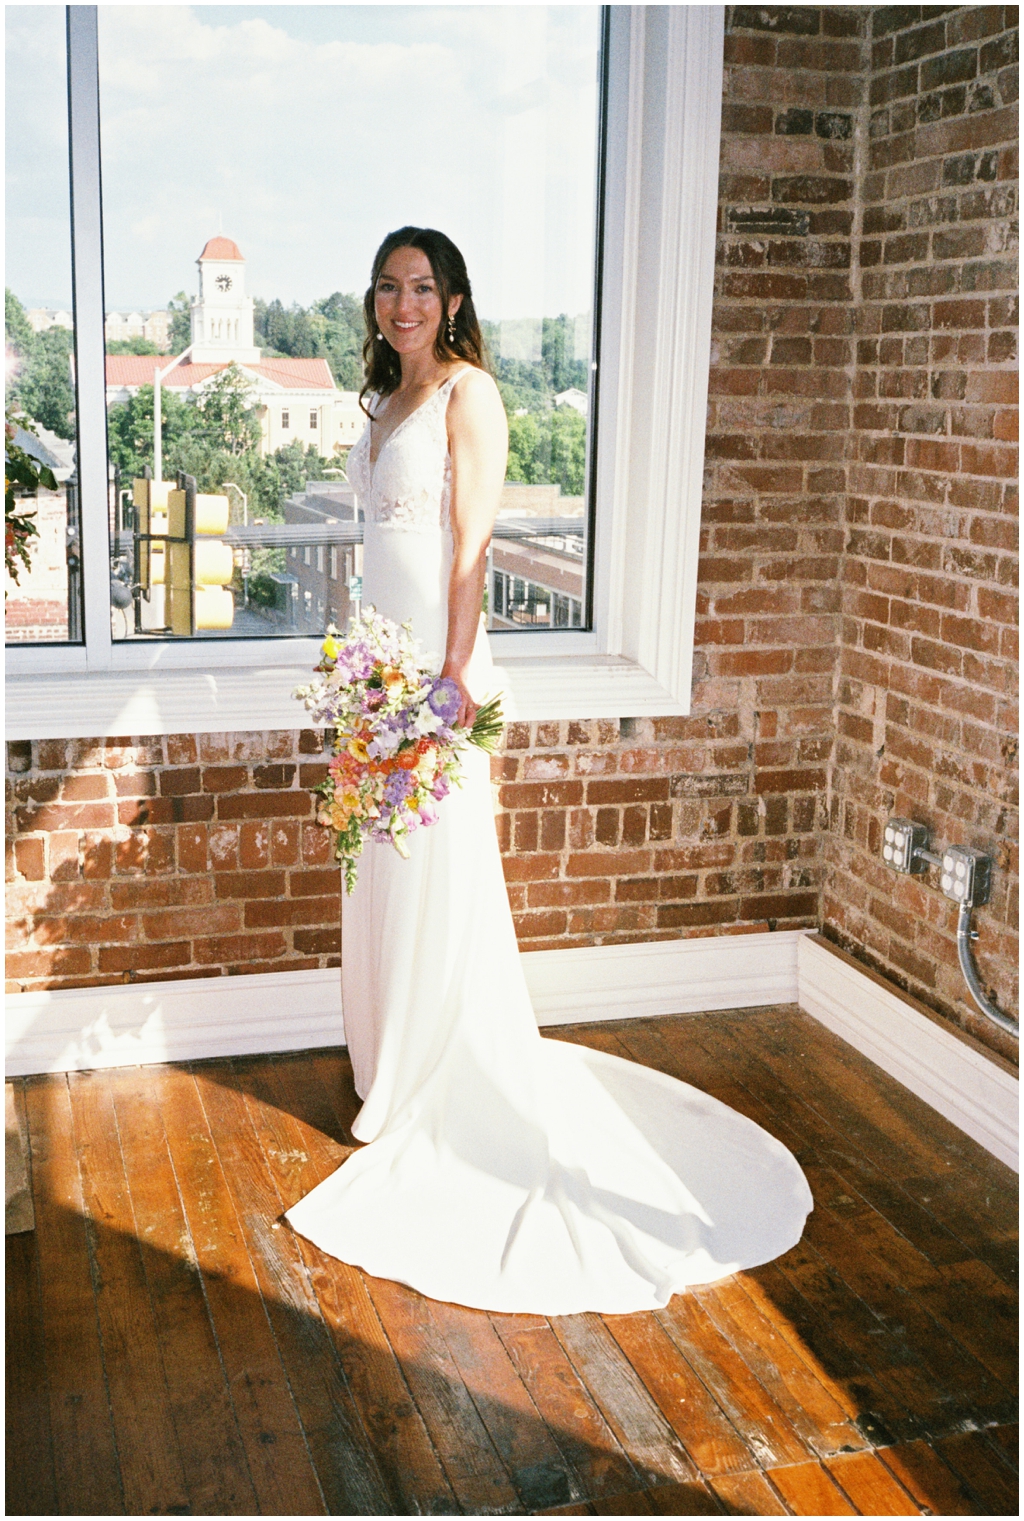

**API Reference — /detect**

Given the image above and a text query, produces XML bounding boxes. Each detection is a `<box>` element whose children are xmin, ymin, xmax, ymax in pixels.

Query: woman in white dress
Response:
<box><xmin>285</xmin><ymin>227</ymin><xmax>812</xmax><ymax>1315</ymax></box>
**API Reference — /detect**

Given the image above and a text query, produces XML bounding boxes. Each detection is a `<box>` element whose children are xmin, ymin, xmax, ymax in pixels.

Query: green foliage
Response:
<box><xmin>5</xmin><ymin>289</ymin><xmax>34</xmax><ymax>355</ymax></box>
<box><xmin>482</xmin><ymin>314</ymin><xmax>588</xmax><ymax>407</ymax></box>
<box><xmin>106</xmin><ymin>372</ymin><xmax>334</xmax><ymax>521</ymax></box>
<box><xmin>192</xmin><ymin>366</ymin><xmax>263</xmax><ymax>457</ymax></box>
<box><xmin>5</xmin><ymin>291</ymin><xmax>76</xmax><ymax>441</ymax></box>
<box><xmin>5</xmin><ymin>409</ymin><xmax>58</xmax><ymax>586</ymax></box>
<box><xmin>12</xmin><ymin>326</ymin><xmax>76</xmax><ymax>441</ymax></box>
<box><xmin>254</xmin><ymin>292</ymin><xmax>365</xmax><ymax>390</ymax></box>
<box><xmin>107</xmin><ymin>337</ymin><xmax>162</xmax><ymax>356</ymax></box>
<box><xmin>167</xmin><ymin>291</ymin><xmax>191</xmax><ymax>352</ymax></box>
<box><xmin>506</xmin><ymin>406</ymin><xmax>587</xmax><ymax>496</ymax></box>
<box><xmin>247</xmin><ymin>440</ymin><xmax>331</xmax><ymax>520</ymax></box>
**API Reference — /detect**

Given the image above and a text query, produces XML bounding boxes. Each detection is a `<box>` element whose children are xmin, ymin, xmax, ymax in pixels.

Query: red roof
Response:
<box><xmin>254</xmin><ymin>356</ymin><xmax>335</xmax><ymax>390</ymax></box>
<box><xmin>105</xmin><ymin>355</ymin><xmax>336</xmax><ymax>392</ymax></box>
<box><xmin>198</xmin><ymin>236</ymin><xmax>244</xmax><ymax>262</ymax></box>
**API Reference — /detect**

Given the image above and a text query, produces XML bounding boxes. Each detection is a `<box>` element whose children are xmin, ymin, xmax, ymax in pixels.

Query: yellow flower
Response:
<box><xmin>339</xmin><ymin>784</ymin><xmax>361</xmax><ymax>810</ymax></box>
<box><xmin>322</xmin><ymin>635</ymin><xmax>339</xmax><ymax>661</ymax></box>
<box><xmin>348</xmin><ymin>737</ymin><xmax>370</xmax><ymax>764</ymax></box>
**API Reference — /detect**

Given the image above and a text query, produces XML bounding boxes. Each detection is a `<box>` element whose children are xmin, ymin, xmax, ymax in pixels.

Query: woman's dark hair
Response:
<box><xmin>359</xmin><ymin>226</ymin><xmax>488</xmax><ymax>416</ymax></box>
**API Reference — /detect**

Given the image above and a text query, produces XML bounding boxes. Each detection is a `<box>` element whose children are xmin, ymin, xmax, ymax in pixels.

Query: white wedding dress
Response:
<box><xmin>285</xmin><ymin>370</ymin><xmax>812</xmax><ymax>1314</ymax></box>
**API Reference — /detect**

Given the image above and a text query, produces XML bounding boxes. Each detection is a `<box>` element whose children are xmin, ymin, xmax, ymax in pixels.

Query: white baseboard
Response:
<box><xmin>798</xmin><ymin>935</ymin><xmax>1018</xmax><ymax>1172</ymax></box>
<box><xmin>525</xmin><ymin>931</ymin><xmax>804</xmax><ymax>1025</ymax></box>
<box><xmin>6</xmin><ymin>927</ymin><xmax>1016</xmax><ymax>1170</ymax></box>
<box><xmin>4</xmin><ymin>967</ymin><xmax>344</xmax><ymax>1078</ymax></box>
<box><xmin>3</xmin><ymin>930</ymin><xmax>803</xmax><ymax>1077</ymax></box>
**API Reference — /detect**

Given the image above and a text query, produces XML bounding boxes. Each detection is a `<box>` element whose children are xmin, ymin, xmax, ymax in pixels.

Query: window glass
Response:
<box><xmin>97</xmin><ymin>4</ymin><xmax>601</xmax><ymax>640</ymax></box>
<box><xmin>4</xmin><ymin>5</ymin><xmax>82</xmax><ymax>644</ymax></box>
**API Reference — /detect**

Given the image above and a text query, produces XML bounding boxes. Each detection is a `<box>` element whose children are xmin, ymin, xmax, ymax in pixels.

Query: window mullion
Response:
<box><xmin>67</xmin><ymin>5</ymin><xmax>112</xmax><ymax>668</ymax></box>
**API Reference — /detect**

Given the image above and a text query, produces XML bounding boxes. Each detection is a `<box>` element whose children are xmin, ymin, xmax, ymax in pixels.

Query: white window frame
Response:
<box><xmin>5</xmin><ymin>6</ymin><xmax>723</xmax><ymax>740</ymax></box>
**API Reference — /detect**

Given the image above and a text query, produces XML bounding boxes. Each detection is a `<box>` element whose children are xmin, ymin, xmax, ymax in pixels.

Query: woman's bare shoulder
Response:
<box><xmin>447</xmin><ymin>366</ymin><xmax>505</xmax><ymax>426</ymax></box>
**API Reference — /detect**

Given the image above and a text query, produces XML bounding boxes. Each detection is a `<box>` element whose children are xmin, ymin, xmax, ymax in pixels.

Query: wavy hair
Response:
<box><xmin>358</xmin><ymin>227</ymin><xmax>488</xmax><ymax>416</ymax></box>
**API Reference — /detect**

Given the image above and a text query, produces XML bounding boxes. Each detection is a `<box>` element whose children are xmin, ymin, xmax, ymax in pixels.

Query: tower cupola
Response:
<box><xmin>190</xmin><ymin>237</ymin><xmax>260</xmax><ymax>363</ymax></box>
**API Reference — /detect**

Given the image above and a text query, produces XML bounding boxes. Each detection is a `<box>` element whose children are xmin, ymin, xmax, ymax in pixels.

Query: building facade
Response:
<box><xmin>103</xmin><ymin>238</ymin><xmax>366</xmax><ymax>461</ymax></box>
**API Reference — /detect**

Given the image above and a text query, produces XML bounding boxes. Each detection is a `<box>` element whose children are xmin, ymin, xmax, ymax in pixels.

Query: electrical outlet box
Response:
<box><xmin>940</xmin><ymin>846</ymin><xmax>992</xmax><ymax>909</ymax></box>
<box><xmin>882</xmin><ymin>818</ymin><xmax>929</xmax><ymax>874</ymax></box>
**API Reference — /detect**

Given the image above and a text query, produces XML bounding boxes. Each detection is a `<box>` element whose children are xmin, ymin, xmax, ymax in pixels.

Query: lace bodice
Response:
<box><xmin>346</xmin><ymin>373</ymin><xmax>464</xmax><ymax>532</ymax></box>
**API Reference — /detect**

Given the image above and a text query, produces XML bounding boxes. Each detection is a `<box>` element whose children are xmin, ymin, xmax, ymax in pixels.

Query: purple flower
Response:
<box><xmin>431</xmin><ymin>776</ymin><xmax>450</xmax><ymax>801</ymax></box>
<box><xmin>427</xmin><ymin>678</ymin><xmax>461</xmax><ymax>724</ymax></box>
<box><xmin>384</xmin><ymin>770</ymin><xmax>415</xmax><ymax>806</ymax></box>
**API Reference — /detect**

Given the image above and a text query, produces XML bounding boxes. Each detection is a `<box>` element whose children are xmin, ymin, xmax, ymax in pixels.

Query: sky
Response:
<box><xmin>5</xmin><ymin>4</ymin><xmax>602</xmax><ymax>334</ymax></box>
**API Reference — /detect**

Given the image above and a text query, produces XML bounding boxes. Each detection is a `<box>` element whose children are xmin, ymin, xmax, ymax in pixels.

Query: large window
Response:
<box><xmin>93</xmin><ymin>3</ymin><xmax>603</xmax><ymax>643</ymax></box>
<box><xmin>6</xmin><ymin>7</ymin><xmax>723</xmax><ymax>732</ymax></box>
<box><xmin>4</xmin><ymin>6</ymin><xmax>82</xmax><ymax>644</ymax></box>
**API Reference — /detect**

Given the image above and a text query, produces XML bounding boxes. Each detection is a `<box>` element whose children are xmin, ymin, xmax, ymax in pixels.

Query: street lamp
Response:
<box><xmin>221</xmin><ymin>481</ymin><xmax>248</xmax><ymax>526</ymax></box>
<box><xmin>153</xmin><ymin>344</ymin><xmax>192</xmax><ymax>484</ymax></box>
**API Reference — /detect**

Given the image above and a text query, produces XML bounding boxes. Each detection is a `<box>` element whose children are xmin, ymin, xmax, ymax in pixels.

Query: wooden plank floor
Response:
<box><xmin>6</xmin><ymin>1006</ymin><xmax>1019</xmax><ymax>1517</ymax></box>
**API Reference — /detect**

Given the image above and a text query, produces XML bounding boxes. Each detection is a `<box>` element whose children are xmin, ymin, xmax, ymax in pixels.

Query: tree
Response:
<box><xmin>5</xmin><ymin>288</ymin><xmax>35</xmax><ymax>357</ymax></box>
<box><xmin>506</xmin><ymin>406</ymin><xmax>586</xmax><ymax>496</ymax></box>
<box><xmin>106</xmin><ymin>337</ymin><xmax>162</xmax><ymax>356</ymax></box>
<box><xmin>253</xmin><ymin>291</ymin><xmax>365</xmax><ymax>390</ymax></box>
<box><xmin>167</xmin><ymin>292</ymin><xmax>191</xmax><ymax>352</ymax></box>
<box><xmin>247</xmin><ymin>440</ymin><xmax>332</xmax><ymax>520</ymax></box>
<box><xmin>106</xmin><ymin>370</ymin><xmax>334</xmax><ymax>520</ymax></box>
<box><xmin>192</xmin><ymin>365</ymin><xmax>262</xmax><ymax>457</ymax></box>
<box><xmin>14</xmin><ymin>326</ymin><xmax>76</xmax><ymax>440</ymax></box>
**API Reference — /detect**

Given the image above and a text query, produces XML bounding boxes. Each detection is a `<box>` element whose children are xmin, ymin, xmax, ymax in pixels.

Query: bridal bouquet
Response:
<box><xmin>294</xmin><ymin>609</ymin><xmax>503</xmax><ymax>892</ymax></box>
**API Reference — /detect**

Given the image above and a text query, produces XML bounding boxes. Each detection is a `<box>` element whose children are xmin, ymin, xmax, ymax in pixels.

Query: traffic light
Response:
<box><xmin>132</xmin><ymin>473</ymin><xmax>234</xmax><ymax>634</ymax></box>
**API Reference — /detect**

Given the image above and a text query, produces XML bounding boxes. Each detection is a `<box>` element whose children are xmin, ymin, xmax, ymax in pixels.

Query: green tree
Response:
<box><xmin>192</xmin><ymin>365</ymin><xmax>262</xmax><ymax>456</ymax></box>
<box><xmin>5</xmin><ymin>288</ymin><xmax>35</xmax><ymax>357</ymax></box>
<box><xmin>15</xmin><ymin>326</ymin><xmax>76</xmax><ymax>440</ymax></box>
<box><xmin>247</xmin><ymin>440</ymin><xmax>332</xmax><ymax>520</ymax></box>
<box><xmin>167</xmin><ymin>292</ymin><xmax>191</xmax><ymax>352</ymax></box>
<box><xmin>254</xmin><ymin>291</ymin><xmax>365</xmax><ymax>390</ymax></box>
<box><xmin>106</xmin><ymin>337</ymin><xmax>161</xmax><ymax>356</ymax></box>
<box><xmin>106</xmin><ymin>383</ymin><xmax>196</xmax><ymax>482</ymax></box>
<box><xmin>506</xmin><ymin>406</ymin><xmax>586</xmax><ymax>495</ymax></box>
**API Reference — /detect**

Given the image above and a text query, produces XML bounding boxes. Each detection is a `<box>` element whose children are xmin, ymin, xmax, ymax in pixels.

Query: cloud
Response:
<box><xmin>96</xmin><ymin>4</ymin><xmax>598</xmax><ymax>324</ymax></box>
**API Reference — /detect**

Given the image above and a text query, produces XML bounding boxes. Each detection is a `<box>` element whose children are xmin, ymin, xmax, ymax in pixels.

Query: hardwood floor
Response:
<box><xmin>6</xmin><ymin>1006</ymin><xmax>1018</xmax><ymax>1516</ymax></box>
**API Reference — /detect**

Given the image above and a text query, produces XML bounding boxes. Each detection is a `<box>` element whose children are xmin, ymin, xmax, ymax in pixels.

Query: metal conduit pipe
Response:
<box><xmin>956</xmin><ymin>904</ymin><xmax>1019</xmax><ymax>1039</ymax></box>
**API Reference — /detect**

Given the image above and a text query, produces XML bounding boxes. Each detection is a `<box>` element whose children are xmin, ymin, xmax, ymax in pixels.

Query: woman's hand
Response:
<box><xmin>440</xmin><ymin>660</ymin><xmax>478</xmax><ymax>729</ymax></box>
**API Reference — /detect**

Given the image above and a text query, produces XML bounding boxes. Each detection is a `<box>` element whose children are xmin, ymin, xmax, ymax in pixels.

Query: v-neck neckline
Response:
<box><xmin>368</xmin><ymin>369</ymin><xmax>465</xmax><ymax>470</ymax></box>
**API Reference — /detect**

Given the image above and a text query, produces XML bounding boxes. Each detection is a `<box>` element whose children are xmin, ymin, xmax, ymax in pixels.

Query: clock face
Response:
<box><xmin>215</xmin><ymin>275</ymin><xmax>233</xmax><ymax>292</ymax></box>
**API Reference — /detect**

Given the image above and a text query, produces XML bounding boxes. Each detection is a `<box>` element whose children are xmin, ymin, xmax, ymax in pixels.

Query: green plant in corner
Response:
<box><xmin>5</xmin><ymin>410</ymin><xmax>57</xmax><ymax>588</ymax></box>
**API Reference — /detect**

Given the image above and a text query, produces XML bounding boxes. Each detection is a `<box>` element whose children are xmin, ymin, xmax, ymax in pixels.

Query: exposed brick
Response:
<box><xmin>253</xmin><ymin>764</ymin><xmax>297</xmax><ymax>789</ymax></box>
<box><xmin>14</xmin><ymin>838</ymin><xmax>45</xmax><ymax>880</ymax></box>
<box><xmin>114</xmin><ymin>828</ymin><xmax>176</xmax><ymax>878</ymax></box>
<box><xmin>216</xmin><ymin>791</ymin><xmax>311</xmax><ymax>820</ymax></box>
<box><xmin>2</xmin><ymin>14</ymin><xmax>1016</xmax><ymax>1061</ymax></box>
<box><xmin>214</xmin><ymin>870</ymin><xmax>288</xmax><ymax>900</ymax></box>
<box><xmin>202</xmin><ymin>766</ymin><xmax>248</xmax><ymax>792</ymax></box>
<box><xmin>243</xmin><ymin>897</ymin><xmax>341</xmax><ymax>929</ymax></box>
<box><xmin>159</xmin><ymin>767</ymin><xmax>202</xmax><ymax>796</ymax></box>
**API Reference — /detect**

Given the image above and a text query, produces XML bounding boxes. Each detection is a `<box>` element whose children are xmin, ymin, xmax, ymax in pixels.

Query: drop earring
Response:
<box><xmin>376</xmin><ymin>330</ymin><xmax>383</xmax><ymax>341</ymax></box>
<box><xmin>447</xmin><ymin>314</ymin><xmax>456</xmax><ymax>343</ymax></box>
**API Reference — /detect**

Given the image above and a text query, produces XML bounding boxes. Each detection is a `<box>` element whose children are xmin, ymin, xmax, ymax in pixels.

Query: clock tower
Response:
<box><xmin>189</xmin><ymin>236</ymin><xmax>261</xmax><ymax>363</ymax></box>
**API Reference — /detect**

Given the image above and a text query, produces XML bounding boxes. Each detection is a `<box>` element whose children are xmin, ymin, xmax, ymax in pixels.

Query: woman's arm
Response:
<box><xmin>443</xmin><ymin>369</ymin><xmax>508</xmax><ymax>725</ymax></box>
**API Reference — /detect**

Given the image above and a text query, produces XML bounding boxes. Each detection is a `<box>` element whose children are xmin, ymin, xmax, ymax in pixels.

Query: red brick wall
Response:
<box><xmin>825</xmin><ymin>4</ymin><xmax>1019</xmax><ymax>1054</ymax></box>
<box><xmin>5</xmin><ymin>731</ymin><xmax>339</xmax><ymax>988</ymax></box>
<box><xmin>5</xmin><ymin>8</ymin><xmax>1018</xmax><ymax>1060</ymax></box>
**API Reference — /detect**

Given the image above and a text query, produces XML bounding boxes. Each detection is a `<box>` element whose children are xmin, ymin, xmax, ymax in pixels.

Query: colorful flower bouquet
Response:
<box><xmin>294</xmin><ymin>609</ymin><xmax>503</xmax><ymax>892</ymax></box>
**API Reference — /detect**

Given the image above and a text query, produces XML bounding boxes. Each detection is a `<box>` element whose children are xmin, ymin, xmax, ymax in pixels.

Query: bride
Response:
<box><xmin>285</xmin><ymin>227</ymin><xmax>812</xmax><ymax>1314</ymax></box>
